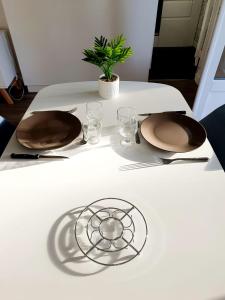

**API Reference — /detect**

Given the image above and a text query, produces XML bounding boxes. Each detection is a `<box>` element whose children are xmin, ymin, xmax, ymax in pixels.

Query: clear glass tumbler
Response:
<box><xmin>82</xmin><ymin>119</ymin><xmax>102</xmax><ymax>145</ymax></box>
<box><xmin>83</xmin><ymin>101</ymin><xmax>103</xmax><ymax>144</ymax></box>
<box><xmin>117</xmin><ymin>106</ymin><xmax>138</xmax><ymax>145</ymax></box>
<box><xmin>86</xmin><ymin>101</ymin><xmax>103</xmax><ymax>121</ymax></box>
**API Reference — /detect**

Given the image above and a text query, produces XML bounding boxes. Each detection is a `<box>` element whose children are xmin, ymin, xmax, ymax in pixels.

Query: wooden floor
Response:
<box><xmin>0</xmin><ymin>92</ymin><xmax>36</xmax><ymax>126</ymax></box>
<box><xmin>150</xmin><ymin>79</ymin><xmax>198</xmax><ymax>109</ymax></box>
<box><xmin>0</xmin><ymin>80</ymin><xmax>198</xmax><ymax>127</ymax></box>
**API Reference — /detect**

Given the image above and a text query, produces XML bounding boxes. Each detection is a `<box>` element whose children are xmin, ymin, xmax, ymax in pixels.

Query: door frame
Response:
<box><xmin>157</xmin><ymin>0</ymin><xmax>204</xmax><ymax>47</ymax></box>
<box><xmin>193</xmin><ymin>0</ymin><xmax>225</xmax><ymax>120</ymax></box>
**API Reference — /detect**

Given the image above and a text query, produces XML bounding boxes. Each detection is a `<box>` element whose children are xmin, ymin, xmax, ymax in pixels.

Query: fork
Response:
<box><xmin>119</xmin><ymin>157</ymin><xmax>209</xmax><ymax>171</ymax></box>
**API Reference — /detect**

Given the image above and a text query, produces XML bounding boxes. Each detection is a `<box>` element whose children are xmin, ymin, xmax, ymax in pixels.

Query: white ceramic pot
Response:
<box><xmin>98</xmin><ymin>74</ymin><xmax>119</xmax><ymax>99</ymax></box>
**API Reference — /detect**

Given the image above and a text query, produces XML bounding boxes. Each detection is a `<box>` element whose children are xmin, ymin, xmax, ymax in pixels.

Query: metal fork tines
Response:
<box><xmin>119</xmin><ymin>157</ymin><xmax>209</xmax><ymax>171</ymax></box>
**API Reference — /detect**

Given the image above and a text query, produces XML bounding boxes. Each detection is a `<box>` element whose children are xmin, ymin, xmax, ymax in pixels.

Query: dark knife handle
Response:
<box><xmin>135</xmin><ymin>121</ymin><xmax>141</xmax><ymax>144</ymax></box>
<box><xmin>166</xmin><ymin>110</ymin><xmax>186</xmax><ymax>115</ymax></box>
<box><xmin>138</xmin><ymin>110</ymin><xmax>186</xmax><ymax>116</ymax></box>
<box><xmin>11</xmin><ymin>153</ymin><xmax>40</xmax><ymax>159</ymax></box>
<box><xmin>135</xmin><ymin>131</ymin><xmax>141</xmax><ymax>144</ymax></box>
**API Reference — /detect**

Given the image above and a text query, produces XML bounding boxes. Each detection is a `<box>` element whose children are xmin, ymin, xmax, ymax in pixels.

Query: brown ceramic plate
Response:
<box><xmin>140</xmin><ymin>112</ymin><xmax>206</xmax><ymax>152</ymax></box>
<box><xmin>16</xmin><ymin>111</ymin><xmax>82</xmax><ymax>150</ymax></box>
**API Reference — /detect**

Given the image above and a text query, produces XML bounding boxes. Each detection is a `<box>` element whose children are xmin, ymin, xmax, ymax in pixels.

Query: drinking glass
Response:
<box><xmin>86</xmin><ymin>101</ymin><xmax>103</xmax><ymax>121</ymax></box>
<box><xmin>117</xmin><ymin>106</ymin><xmax>138</xmax><ymax>145</ymax></box>
<box><xmin>84</xmin><ymin>101</ymin><xmax>103</xmax><ymax>144</ymax></box>
<box><xmin>82</xmin><ymin>119</ymin><xmax>102</xmax><ymax>144</ymax></box>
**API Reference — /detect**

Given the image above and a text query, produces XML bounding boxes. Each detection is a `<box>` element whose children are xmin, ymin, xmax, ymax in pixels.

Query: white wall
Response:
<box><xmin>0</xmin><ymin>30</ymin><xmax>16</xmax><ymax>88</ymax></box>
<box><xmin>2</xmin><ymin>0</ymin><xmax>158</xmax><ymax>90</ymax></box>
<box><xmin>0</xmin><ymin>0</ymin><xmax>7</xmax><ymax>28</ymax></box>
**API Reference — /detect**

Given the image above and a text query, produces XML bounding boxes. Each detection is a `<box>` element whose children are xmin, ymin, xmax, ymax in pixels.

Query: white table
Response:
<box><xmin>0</xmin><ymin>81</ymin><xmax>224</xmax><ymax>300</ymax></box>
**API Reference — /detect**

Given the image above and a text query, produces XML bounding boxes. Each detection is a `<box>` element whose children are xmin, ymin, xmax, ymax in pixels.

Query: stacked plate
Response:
<box><xmin>16</xmin><ymin>111</ymin><xmax>82</xmax><ymax>150</ymax></box>
<box><xmin>140</xmin><ymin>112</ymin><xmax>206</xmax><ymax>152</ymax></box>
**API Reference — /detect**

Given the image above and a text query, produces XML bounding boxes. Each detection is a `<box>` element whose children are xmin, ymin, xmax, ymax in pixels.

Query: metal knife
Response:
<box><xmin>135</xmin><ymin>121</ymin><xmax>141</xmax><ymax>144</ymax></box>
<box><xmin>138</xmin><ymin>110</ymin><xmax>186</xmax><ymax>116</ymax></box>
<box><xmin>10</xmin><ymin>153</ymin><xmax>69</xmax><ymax>159</ymax></box>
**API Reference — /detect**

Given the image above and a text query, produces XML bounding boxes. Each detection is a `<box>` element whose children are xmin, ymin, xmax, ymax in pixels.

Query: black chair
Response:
<box><xmin>0</xmin><ymin>115</ymin><xmax>15</xmax><ymax>157</ymax></box>
<box><xmin>200</xmin><ymin>104</ymin><xmax>225</xmax><ymax>171</ymax></box>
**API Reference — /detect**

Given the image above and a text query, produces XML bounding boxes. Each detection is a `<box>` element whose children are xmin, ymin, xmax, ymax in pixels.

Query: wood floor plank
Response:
<box><xmin>149</xmin><ymin>79</ymin><xmax>197</xmax><ymax>109</ymax></box>
<box><xmin>0</xmin><ymin>93</ymin><xmax>36</xmax><ymax>126</ymax></box>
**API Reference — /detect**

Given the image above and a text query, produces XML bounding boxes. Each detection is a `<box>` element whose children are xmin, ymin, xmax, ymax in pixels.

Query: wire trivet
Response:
<box><xmin>74</xmin><ymin>198</ymin><xmax>148</xmax><ymax>266</ymax></box>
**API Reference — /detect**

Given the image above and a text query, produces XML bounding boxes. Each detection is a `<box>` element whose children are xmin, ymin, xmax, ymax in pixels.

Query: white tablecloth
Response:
<box><xmin>0</xmin><ymin>82</ymin><xmax>224</xmax><ymax>300</ymax></box>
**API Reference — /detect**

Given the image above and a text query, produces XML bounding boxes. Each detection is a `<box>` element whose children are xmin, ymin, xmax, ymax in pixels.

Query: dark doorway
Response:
<box><xmin>149</xmin><ymin>0</ymin><xmax>205</xmax><ymax>108</ymax></box>
<box><xmin>149</xmin><ymin>47</ymin><xmax>197</xmax><ymax>80</ymax></box>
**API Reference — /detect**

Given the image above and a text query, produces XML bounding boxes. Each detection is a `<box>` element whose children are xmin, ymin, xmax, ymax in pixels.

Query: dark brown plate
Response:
<box><xmin>16</xmin><ymin>111</ymin><xmax>82</xmax><ymax>150</ymax></box>
<box><xmin>140</xmin><ymin>113</ymin><xmax>206</xmax><ymax>152</ymax></box>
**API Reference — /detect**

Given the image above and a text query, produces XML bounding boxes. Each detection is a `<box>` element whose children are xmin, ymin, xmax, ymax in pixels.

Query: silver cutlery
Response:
<box><xmin>10</xmin><ymin>153</ymin><xmax>69</xmax><ymax>159</ymax></box>
<box><xmin>135</xmin><ymin>121</ymin><xmax>141</xmax><ymax>144</ymax></box>
<box><xmin>138</xmin><ymin>110</ymin><xmax>186</xmax><ymax>116</ymax></box>
<box><xmin>119</xmin><ymin>157</ymin><xmax>209</xmax><ymax>171</ymax></box>
<box><xmin>64</xmin><ymin>107</ymin><xmax>78</xmax><ymax>114</ymax></box>
<box><xmin>32</xmin><ymin>107</ymin><xmax>77</xmax><ymax>114</ymax></box>
<box><xmin>80</xmin><ymin>131</ymin><xmax>87</xmax><ymax>144</ymax></box>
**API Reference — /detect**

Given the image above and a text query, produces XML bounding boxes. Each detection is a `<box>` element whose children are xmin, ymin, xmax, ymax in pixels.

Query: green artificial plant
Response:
<box><xmin>82</xmin><ymin>34</ymin><xmax>133</xmax><ymax>81</ymax></box>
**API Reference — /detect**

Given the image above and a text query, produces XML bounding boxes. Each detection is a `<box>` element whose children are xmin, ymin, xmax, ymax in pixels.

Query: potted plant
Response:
<box><xmin>82</xmin><ymin>34</ymin><xmax>133</xmax><ymax>99</ymax></box>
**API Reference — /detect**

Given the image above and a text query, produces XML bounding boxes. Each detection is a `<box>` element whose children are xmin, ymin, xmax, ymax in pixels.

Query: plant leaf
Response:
<box><xmin>94</xmin><ymin>35</ymin><xmax>108</xmax><ymax>49</ymax></box>
<box><xmin>82</xmin><ymin>34</ymin><xmax>133</xmax><ymax>80</ymax></box>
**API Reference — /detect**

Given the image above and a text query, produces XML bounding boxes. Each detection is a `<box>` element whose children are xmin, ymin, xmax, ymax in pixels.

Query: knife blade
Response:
<box><xmin>10</xmin><ymin>153</ymin><xmax>68</xmax><ymax>159</ymax></box>
<box><xmin>138</xmin><ymin>110</ymin><xmax>186</xmax><ymax>116</ymax></box>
